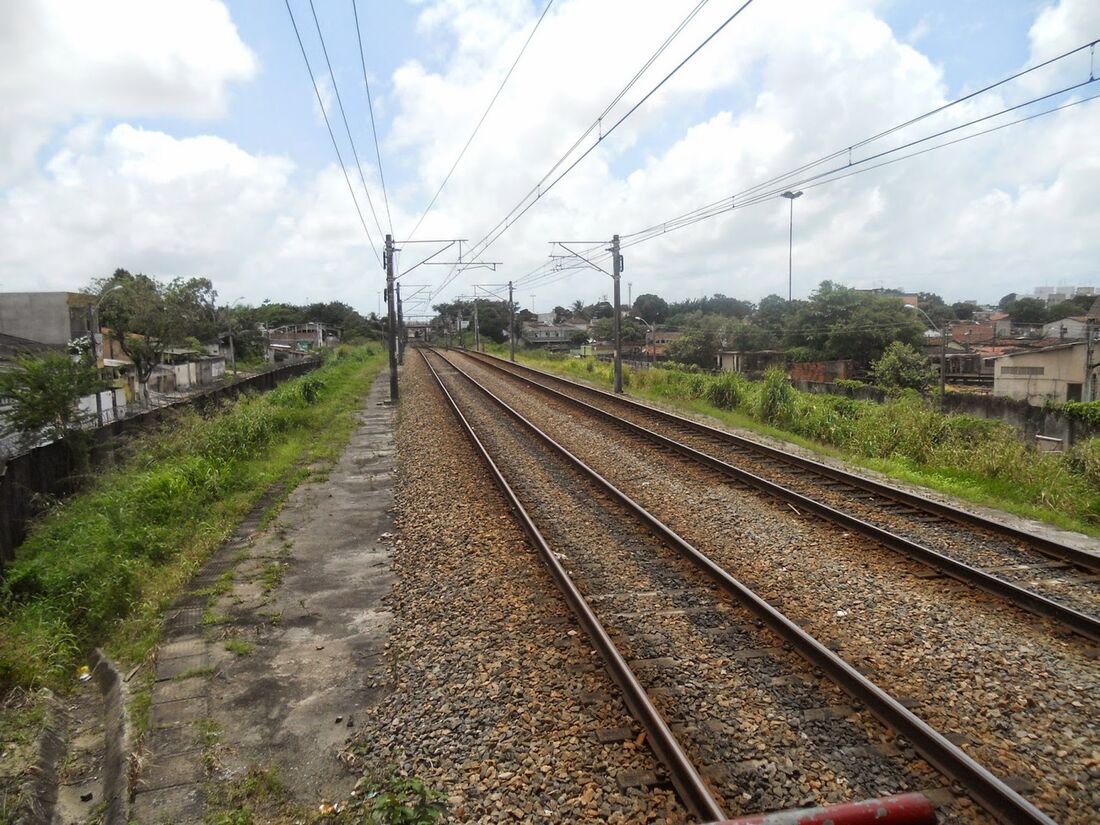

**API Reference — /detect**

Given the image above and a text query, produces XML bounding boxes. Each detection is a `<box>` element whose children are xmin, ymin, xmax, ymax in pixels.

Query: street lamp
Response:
<box><xmin>905</xmin><ymin>304</ymin><xmax>946</xmax><ymax>405</ymax></box>
<box><xmin>634</xmin><ymin>316</ymin><xmax>654</xmax><ymax>367</ymax></box>
<box><xmin>780</xmin><ymin>190</ymin><xmax>802</xmax><ymax>302</ymax></box>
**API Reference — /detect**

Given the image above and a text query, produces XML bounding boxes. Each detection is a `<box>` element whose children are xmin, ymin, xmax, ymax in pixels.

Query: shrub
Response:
<box><xmin>756</xmin><ymin>368</ymin><xmax>796</xmax><ymax>424</ymax></box>
<box><xmin>1062</xmin><ymin>401</ymin><xmax>1100</xmax><ymax>429</ymax></box>
<box><xmin>704</xmin><ymin>371</ymin><xmax>747</xmax><ymax>410</ymax></box>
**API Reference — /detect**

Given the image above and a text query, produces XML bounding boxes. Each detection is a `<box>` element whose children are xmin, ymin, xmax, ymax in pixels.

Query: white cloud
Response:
<box><xmin>0</xmin><ymin>0</ymin><xmax>1097</xmax><ymax>315</ymax></box>
<box><xmin>0</xmin><ymin>0</ymin><xmax>257</xmax><ymax>183</ymax></box>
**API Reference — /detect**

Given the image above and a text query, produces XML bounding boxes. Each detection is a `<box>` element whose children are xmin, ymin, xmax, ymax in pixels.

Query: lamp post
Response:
<box><xmin>634</xmin><ymin>316</ymin><xmax>654</xmax><ymax>368</ymax></box>
<box><xmin>906</xmin><ymin>304</ymin><xmax>946</xmax><ymax>405</ymax></box>
<box><xmin>780</xmin><ymin>190</ymin><xmax>802</xmax><ymax>302</ymax></box>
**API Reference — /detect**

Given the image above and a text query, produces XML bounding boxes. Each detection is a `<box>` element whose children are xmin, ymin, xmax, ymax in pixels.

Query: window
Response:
<box><xmin>1000</xmin><ymin>365</ymin><xmax>1044</xmax><ymax>375</ymax></box>
<box><xmin>1066</xmin><ymin>383</ymin><xmax>1083</xmax><ymax>402</ymax></box>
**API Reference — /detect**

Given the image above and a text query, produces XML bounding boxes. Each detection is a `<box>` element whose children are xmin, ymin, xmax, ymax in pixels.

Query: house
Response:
<box><xmin>267</xmin><ymin>322</ymin><xmax>340</xmax><ymax>361</ymax></box>
<box><xmin>948</xmin><ymin>321</ymin><xmax>995</xmax><ymax>345</ymax></box>
<box><xmin>0</xmin><ymin>292</ymin><xmax>96</xmax><ymax>347</ymax></box>
<box><xmin>717</xmin><ymin>350</ymin><xmax>787</xmax><ymax>378</ymax></box>
<box><xmin>993</xmin><ymin>342</ymin><xmax>1098</xmax><ymax>404</ymax></box>
<box><xmin>642</xmin><ymin>329</ymin><xmax>684</xmax><ymax>360</ymax></box>
<box><xmin>521</xmin><ymin>322</ymin><xmax>587</xmax><ymax>350</ymax></box>
<box><xmin>988</xmin><ymin>312</ymin><xmax>1012</xmax><ymax>338</ymax></box>
<box><xmin>1041</xmin><ymin>316</ymin><xmax>1090</xmax><ymax>341</ymax></box>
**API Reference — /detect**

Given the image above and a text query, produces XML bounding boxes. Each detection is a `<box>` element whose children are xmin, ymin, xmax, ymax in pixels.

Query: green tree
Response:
<box><xmin>870</xmin><ymin>341</ymin><xmax>937</xmax><ymax>393</ymax></box>
<box><xmin>1003</xmin><ymin>297</ymin><xmax>1047</xmax><ymax>324</ymax></box>
<box><xmin>633</xmin><ymin>293</ymin><xmax>668</xmax><ymax>324</ymax></box>
<box><xmin>570</xmin><ymin>299</ymin><xmax>588</xmax><ymax>320</ymax></box>
<box><xmin>667</xmin><ymin>330</ymin><xmax>721</xmax><ymax>367</ymax></box>
<box><xmin>0</xmin><ymin>352</ymin><xmax>103</xmax><ymax>447</ymax></box>
<box><xmin>92</xmin><ymin>270</ymin><xmax>216</xmax><ymax>400</ymax></box>
<box><xmin>785</xmin><ymin>281</ymin><xmax>923</xmax><ymax>365</ymax></box>
<box><xmin>951</xmin><ymin>301</ymin><xmax>976</xmax><ymax>321</ymax></box>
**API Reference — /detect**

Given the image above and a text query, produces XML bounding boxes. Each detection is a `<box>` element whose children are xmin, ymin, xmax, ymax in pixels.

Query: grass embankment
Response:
<box><xmin>487</xmin><ymin>345</ymin><xmax>1100</xmax><ymax>536</ymax></box>
<box><xmin>0</xmin><ymin>346</ymin><xmax>385</xmax><ymax>692</ymax></box>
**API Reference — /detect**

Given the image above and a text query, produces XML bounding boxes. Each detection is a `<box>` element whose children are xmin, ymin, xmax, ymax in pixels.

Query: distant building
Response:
<box><xmin>0</xmin><ymin>291</ymin><xmax>95</xmax><ymax>347</ymax></box>
<box><xmin>993</xmin><ymin>342</ymin><xmax>1097</xmax><ymax>404</ymax></box>
<box><xmin>521</xmin><ymin>321</ymin><xmax>587</xmax><ymax>350</ymax></box>
<box><xmin>267</xmin><ymin>322</ymin><xmax>340</xmax><ymax>361</ymax></box>
<box><xmin>717</xmin><ymin>350</ymin><xmax>787</xmax><ymax>378</ymax></box>
<box><xmin>642</xmin><ymin>329</ymin><xmax>684</xmax><ymax>359</ymax></box>
<box><xmin>1042</xmin><ymin>316</ymin><xmax>1090</xmax><ymax>341</ymax></box>
<box><xmin>1032</xmin><ymin>285</ymin><xmax>1097</xmax><ymax>305</ymax></box>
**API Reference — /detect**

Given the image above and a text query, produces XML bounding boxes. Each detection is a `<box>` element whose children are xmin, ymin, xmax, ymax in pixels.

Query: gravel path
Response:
<box><xmin>445</xmin><ymin>348</ymin><xmax>1100</xmax><ymax>824</ymax></box>
<box><xmin>344</xmin><ymin>354</ymin><xmax>684</xmax><ymax>824</ymax></box>
<box><xmin>468</xmin><ymin>352</ymin><xmax>1100</xmax><ymax>617</ymax></box>
<box><xmin>426</xmin><ymin>351</ymin><xmax>984</xmax><ymax>823</ymax></box>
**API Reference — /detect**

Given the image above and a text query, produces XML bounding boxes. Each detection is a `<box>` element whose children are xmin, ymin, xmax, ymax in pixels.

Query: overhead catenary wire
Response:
<box><xmin>284</xmin><ymin>0</ymin><xmax>381</xmax><ymax>267</ymax></box>
<box><xmin>405</xmin><ymin>0</ymin><xmax>556</xmax><ymax>243</ymax></box>
<box><xmin>432</xmin><ymin>0</ymin><xmax>754</xmax><ymax>298</ymax></box>
<box><xmin>514</xmin><ymin>84</ymin><xmax>1100</xmax><ymax>295</ymax></box>
<box><xmin>352</xmin><ymin>0</ymin><xmax>394</xmax><ymax>236</ymax></box>
<box><xmin>308</xmin><ymin>0</ymin><xmax>388</xmax><ymax>244</ymax></box>
<box><xmin>510</xmin><ymin>36</ymin><xmax>1100</xmax><ymax>297</ymax></box>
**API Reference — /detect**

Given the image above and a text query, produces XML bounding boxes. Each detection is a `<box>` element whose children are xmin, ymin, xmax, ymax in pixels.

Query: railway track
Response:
<box><xmin>453</xmin><ymin>348</ymin><xmax>1100</xmax><ymax>641</ymax></box>
<box><xmin>420</xmin><ymin>347</ymin><xmax>1068</xmax><ymax>825</ymax></box>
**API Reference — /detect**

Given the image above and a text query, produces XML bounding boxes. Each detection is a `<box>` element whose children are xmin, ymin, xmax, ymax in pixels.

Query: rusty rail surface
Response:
<box><xmin>427</xmin><ymin>347</ymin><xmax>1058</xmax><ymax>825</ymax></box>
<box><xmin>454</xmin><ymin>348</ymin><xmax>1100</xmax><ymax>642</ymax></box>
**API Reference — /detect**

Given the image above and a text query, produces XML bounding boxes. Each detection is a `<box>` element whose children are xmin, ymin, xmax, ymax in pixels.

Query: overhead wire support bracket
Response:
<box><xmin>396</xmin><ymin>239</ymin><xmax>468</xmax><ymax>278</ymax></box>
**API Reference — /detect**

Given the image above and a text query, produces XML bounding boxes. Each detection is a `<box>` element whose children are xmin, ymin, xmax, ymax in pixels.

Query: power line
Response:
<box><xmin>432</xmin><ymin>0</ymin><xmax>752</xmax><ymax>298</ymax></box>
<box><xmin>352</xmin><ymin>0</ymin><xmax>393</xmax><ymax>236</ymax></box>
<box><xmin>406</xmin><ymin>0</ymin><xmax>556</xmax><ymax>243</ymax></box>
<box><xmin>308</xmin><ymin>0</ymin><xmax>387</xmax><ymax>243</ymax></box>
<box><xmin>515</xmin><ymin>82</ymin><xmax>1100</xmax><ymax>294</ymax></box>
<box><xmin>284</xmin><ymin>0</ymin><xmax>381</xmax><ymax>267</ymax></box>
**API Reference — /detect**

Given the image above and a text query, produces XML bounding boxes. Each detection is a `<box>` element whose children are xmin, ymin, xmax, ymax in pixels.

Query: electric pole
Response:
<box><xmin>611</xmin><ymin>234</ymin><xmax>623</xmax><ymax>394</ymax></box>
<box><xmin>396</xmin><ymin>282</ymin><xmax>405</xmax><ymax>365</ymax></box>
<box><xmin>385</xmin><ymin>233</ymin><xmax>399</xmax><ymax>402</ymax></box>
<box><xmin>473</xmin><ymin>297</ymin><xmax>481</xmax><ymax>353</ymax></box>
<box><xmin>509</xmin><ymin>280</ymin><xmax>516</xmax><ymax>362</ymax></box>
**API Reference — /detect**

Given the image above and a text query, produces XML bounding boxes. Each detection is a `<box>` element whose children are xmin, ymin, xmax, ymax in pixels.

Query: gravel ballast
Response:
<box><xmin>346</xmin><ymin>354</ymin><xmax>684</xmax><ymax>823</ymax></box>
<box><xmin>445</xmin><ymin>348</ymin><xmax>1100</xmax><ymax>824</ymax></box>
<box><xmin>425</xmin><ymin>351</ymin><xmax>982</xmax><ymax>823</ymax></box>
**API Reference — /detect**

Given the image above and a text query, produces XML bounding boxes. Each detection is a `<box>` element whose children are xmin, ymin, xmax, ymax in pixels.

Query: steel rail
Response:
<box><xmin>464</xmin><ymin>349</ymin><xmax>1100</xmax><ymax>574</ymax></box>
<box><xmin>418</xmin><ymin>348</ymin><xmax>726</xmax><ymax>823</ymax></box>
<box><xmin>449</xmin><ymin>349</ymin><xmax>1100</xmax><ymax>642</ymax></box>
<box><xmin>429</xmin><ymin>347</ymin><xmax>1061</xmax><ymax>825</ymax></box>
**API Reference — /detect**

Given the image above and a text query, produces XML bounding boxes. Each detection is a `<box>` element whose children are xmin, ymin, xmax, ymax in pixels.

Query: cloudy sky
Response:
<box><xmin>1</xmin><ymin>0</ymin><xmax>1097</xmax><ymax>318</ymax></box>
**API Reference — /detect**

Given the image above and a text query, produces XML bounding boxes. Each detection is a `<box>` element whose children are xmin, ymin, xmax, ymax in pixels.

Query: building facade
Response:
<box><xmin>993</xmin><ymin>342</ymin><xmax>1097</xmax><ymax>404</ymax></box>
<box><xmin>0</xmin><ymin>292</ymin><xmax>95</xmax><ymax>347</ymax></box>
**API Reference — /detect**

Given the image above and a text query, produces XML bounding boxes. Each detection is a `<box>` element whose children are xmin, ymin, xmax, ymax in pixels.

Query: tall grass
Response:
<box><xmin>0</xmin><ymin>347</ymin><xmax>384</xmax><ymax>690</ymax></box>
<box><xmin>504</xmin><ymin>349</ymin><xmax>1100</xmax><ymax>534</ymax></box>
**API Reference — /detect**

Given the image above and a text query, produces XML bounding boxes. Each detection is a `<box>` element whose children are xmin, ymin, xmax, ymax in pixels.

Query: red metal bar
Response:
<box><xmin>714</xmin><ymin>793</ymin><xmax>936</xmax><ymax>825</ymax></box>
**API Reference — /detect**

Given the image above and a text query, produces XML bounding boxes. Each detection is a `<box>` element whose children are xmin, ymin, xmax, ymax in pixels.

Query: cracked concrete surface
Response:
<box><xmin>132</xmin><ymin>374</ymin><xmax>395</xmax><ymax>823</ymax></box>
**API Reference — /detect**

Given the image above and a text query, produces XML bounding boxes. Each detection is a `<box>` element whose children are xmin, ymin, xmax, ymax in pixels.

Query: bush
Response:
<box><xmin>0</xmin><ymin>349</ymin><xmax>381</xmax><ymax>691</ymax></box>
<box><xmin>756</xmin><ymin>368</ymin><xmax>796</xmax><ymax>424</ymax></box>
<box><xmin>1062</xmin><ymin>401</ymin><xmax>1100</xmax><ymax>428</ymax></box>
<box><xmin>703</xmin><ymin>371</ymin><xmax>747</xmax><ymax>410</ymax></box>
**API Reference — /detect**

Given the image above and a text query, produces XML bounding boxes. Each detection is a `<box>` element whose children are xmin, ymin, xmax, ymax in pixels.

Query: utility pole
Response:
<box><xmin>611</xmin><ymin>234</ymin><xmax>623</xmax><ymax>394</ymax></box>
<box><xmin>473</xmin><ymin>296</ymin><xmax>481</xmax><ymax>353</ymax></box>
<box><xmin>87</xmin><ymin>305</ymin><xmax>103</xmax><ymax>427</ymax></box>
<box><xmin>385</xmin><ymin>233</ymin><xmax>398</xmax><ymax>402</ymax></box>
<box><xmin>509</xmin><ymin>280</ymin><xmax>516</xmax><ymax>362</ymax></box>
<box><xmin>396</xmin><ymin>282</ymin><xmax>405</xmax><ymax>365</ymax></box>
<box><xmin>628</xmin><ymin>281</ymin><xmax>633</xmax><ymax>309</ymax></box>
<box><xmin>781</xmin><ymin>190</ymin><xmax>802</xmax><ymax>302</ymax></box>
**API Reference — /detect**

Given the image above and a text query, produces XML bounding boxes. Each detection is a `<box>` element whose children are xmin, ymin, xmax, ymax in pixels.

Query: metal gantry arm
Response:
<box><xmin>551</xmin><ymin>236</ymin><xmax>624</xmax><ymax>392</ymax></box>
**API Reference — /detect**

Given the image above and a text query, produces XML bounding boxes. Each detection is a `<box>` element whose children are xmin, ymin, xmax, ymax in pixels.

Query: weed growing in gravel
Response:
<box><xmin>260</xmin><ymin>561</ymin><xmax>286</xmax><ymax>595</ymax></box>
<box><xmin>223</xmin><ymin>639</ymin><xmax>255</xmax><ymax>657</ymax></box>
<box><xmin>504</xmin><ymin>348</ymin><xmax>1100</xmax><ymax>534</ymax></box>
<box><xmin>0</xmin><ymin>347</ymin><xmax>384</xmax><ymax>693</ymax></box>
<box><xmin>338</xmin><ymin>773</ymin><xmax>446</xmax><ymax>824</ymax></box>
